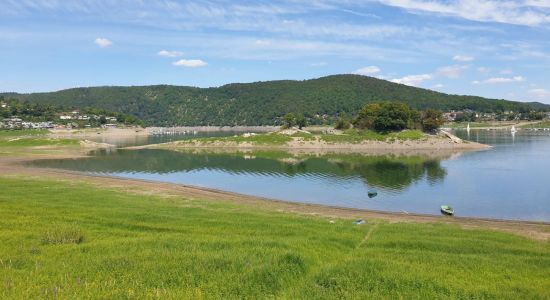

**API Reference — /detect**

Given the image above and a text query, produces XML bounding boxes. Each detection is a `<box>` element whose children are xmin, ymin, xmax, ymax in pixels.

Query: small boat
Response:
<box><xmin>367</xmin><ymin>189</ymin><xmax>378</xmax><ymax>198</ymax></box>
<box><xmin>440</xmin><ymin>205</ymin><xmax>454</xmax><ymax>216</ymax></box>
<box><xmin>511</xmin><ymin>125</ymin><xmax>517</xmax><ymax>133</ymax></box>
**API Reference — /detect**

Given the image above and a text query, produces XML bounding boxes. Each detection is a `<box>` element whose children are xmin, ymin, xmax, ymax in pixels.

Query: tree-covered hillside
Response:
<box><xmin>2</xmin><ymin>75</ymin><xmax>547</xmax><ymax>126</ymax></box>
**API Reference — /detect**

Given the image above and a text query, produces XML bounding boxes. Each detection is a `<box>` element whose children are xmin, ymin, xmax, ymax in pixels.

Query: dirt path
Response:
<box><xmin>1</xmin><ymin>151</ymin><xmax>549</xmax><ymax>241</ymax></box>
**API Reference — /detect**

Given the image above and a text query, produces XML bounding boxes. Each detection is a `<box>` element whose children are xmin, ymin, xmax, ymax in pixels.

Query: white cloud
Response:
<box><xmin>310</xmin><ymin>62</ymin><xmax>327</xmax><ymax>67</ymax></box>
<box><xmin>473</xmin><ymin>76</ymin><xmax>526</xmax><ymax>84</ymax></box>
<box><xmin>499</xmin><ymin>69</ymin><xmax>513</xmax><ymax>74</ymax></box>
<box><xmin>433</xmin><ymin>83</ymin><xmax>444</xmax><ymax>89</ymax></box>
<box><xmin>528</xmin><ymin>88</ymin><xmax>550</xmax><ymax>98</ymax></box>
<box><xmin>158</xmin><ymin>50</ymin><xmax>184</xmax><ymax>57</ymax></box>
<box><xmin>94</xmin><ymin>38</ymin><xmax>112</xmax><ymax>48</ymax></box>
<box><xmin>354</xmin><ymin>66</ymin><xmax>381</xmax><ymax>75</ymax></box>
<box><xmin>173</xmin><ymin>59</ymin><xmax>207</xmax><ymax>67</ymax></box>
<box><xmin>391</xmin><ymin>74</ymin><xmax>432</xmax><ymax>86</ymax></box>
<box><xmin>437</xmin><ymin>64</ymin><xmax>469</xmax><ymax>78</ymax></box>
<box><xmin>255</xmin><ymin>39</ymin><xmax>271</xmax><ymax>46</ymax></box>
<box><xmin>376</xmin><ymin>0</ymin><xmax>550</xmax><ymax>26</ymax></box>
<box><xmin>477</xmin><ymin>67</ymin><xmax>490</xmax><ymax>73</ymax></box>
<box><xmin>452</xmin><ymin>55</ymin><xmax>474</xmax><ymax>62</ymax></box>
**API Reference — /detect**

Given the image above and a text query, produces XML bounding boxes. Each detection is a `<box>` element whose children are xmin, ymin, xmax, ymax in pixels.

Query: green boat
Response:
<box><xmin>440</xmin><ymin>205</ymin><xmax>454</xmax><ymax>216</ymax></box>
<box><xmin>367</xmin><ymin>189</ymin><xmax>378</xmax><ymax>198</ymax></box>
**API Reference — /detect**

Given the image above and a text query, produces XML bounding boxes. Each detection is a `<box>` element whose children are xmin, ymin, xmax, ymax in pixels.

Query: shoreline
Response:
<box><xmin>126</xmin><ymin>130</ymin><xmax>490</xmax><ymax>152</ymax></box>
<box><xmin>1</xmin><ymin>150</ymin><xmax>548</xmax><ymax>240</ymax></box>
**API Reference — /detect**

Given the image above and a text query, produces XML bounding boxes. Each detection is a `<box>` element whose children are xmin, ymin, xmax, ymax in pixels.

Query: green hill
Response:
<box><xmin>2</xmin><ymin>75</ymin><xmax>547</xmax><ymax>126</ymax></box>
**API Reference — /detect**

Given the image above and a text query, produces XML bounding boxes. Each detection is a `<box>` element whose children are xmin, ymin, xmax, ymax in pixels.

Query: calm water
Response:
<box><xmin>33</xmin><ymin>130</ymin><xmax>550</xmax><ymax>221</ymax></box>
<box><xmin>85</xmin><ymin>131</ymin><xmax>245</xmax><ymax>147</ymax></box>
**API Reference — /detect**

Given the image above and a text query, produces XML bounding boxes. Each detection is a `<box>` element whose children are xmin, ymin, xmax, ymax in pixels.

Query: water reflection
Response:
<box><xmin>33</xmin><ymin>149</ymin><xmax>448</xmax><ymax>193</ymax></box>
<box><xmin>28</xmin><ymin>130</ymin><xmax>550</xmax><ymax>221</ymax></box>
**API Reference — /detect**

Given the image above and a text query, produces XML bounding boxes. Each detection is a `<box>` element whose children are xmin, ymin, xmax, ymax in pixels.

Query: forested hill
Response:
<box><xmin>2</xmin><ymin>75</ymin><xmax>548</xmax><ymax>126</ymax></box>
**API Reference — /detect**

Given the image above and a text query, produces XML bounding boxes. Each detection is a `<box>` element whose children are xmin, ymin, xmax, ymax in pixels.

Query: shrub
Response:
<box><xmin>354</xmin><ymin>102</ymin><xmax>419</xmax><ymax>132</ymax></box>
<box><xmin>421</xmin><ymin>109</ymin><xmax>444</xmax><ymax>132</ymax></box>
<box><xmin>282</xmin><ymin>113</ymin><xmax>297</xmax><ymax>129</ymax></box>
<box><xmin>335</xmin><ymin>114</ymin><xmax>351</xmax><ymax>130</ymax></box>
<box><xmin>295</xmin><ymin>114</ymin><xmax>308</xmax><ymax>129</ymax></box>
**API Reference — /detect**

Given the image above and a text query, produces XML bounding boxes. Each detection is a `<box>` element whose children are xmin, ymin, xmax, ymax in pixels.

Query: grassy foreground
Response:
<box><xmin>1</xmin><ymin>176</ymin><xmax>549</xmax><ymax>299</ymax></box>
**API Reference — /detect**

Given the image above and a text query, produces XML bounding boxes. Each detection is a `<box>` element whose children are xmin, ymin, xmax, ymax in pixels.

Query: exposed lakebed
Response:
<box><xmin>32</xmin><ymin>130</ymin><xmax>550</xmax><ymax>221</ymax></box>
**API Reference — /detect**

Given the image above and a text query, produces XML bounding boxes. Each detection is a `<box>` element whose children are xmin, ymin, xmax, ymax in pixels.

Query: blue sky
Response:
<box><xmin>1</xmin><ymin>0</ymin><xmax>549</xmax><ymax>103</ymax></box>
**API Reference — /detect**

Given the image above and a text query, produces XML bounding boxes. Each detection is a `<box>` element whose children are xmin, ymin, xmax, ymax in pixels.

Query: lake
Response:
<box><xmin>32</xmin><ymin>130</ymin><xmax>550</xmax><ymax>221</ymax></box>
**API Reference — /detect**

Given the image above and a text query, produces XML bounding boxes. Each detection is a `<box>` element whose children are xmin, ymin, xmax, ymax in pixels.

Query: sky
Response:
<box><xmin>0</xmin><ymin>0</ymin><xmax>549</xmax><ymax>104</ymax></box>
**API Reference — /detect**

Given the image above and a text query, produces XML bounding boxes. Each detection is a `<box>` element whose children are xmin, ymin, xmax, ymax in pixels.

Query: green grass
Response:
<box><xmin>444</xmin><ymin>122</ymin><xmax>515</xmax><ymax>129</ymax></box>
<box><xmin>520</xmin><ymin>121</ymin><xmax>550</xmax><ymax>129</ymax></box>
<box><xmin>0</xmin><ymin>130</ymin><xmax>78</xmax><ymax>149</ymax></box>
<box><xmin>0</xmin><ymin>176</ymin><xmax>548</xmax><ymax>299</ymax></box>
<box><xmin>0</xmin><ymin>129</ymin><xmax>48</xmax><ymax>138</ymax></box>
<box><xmin>0</xmin><ymin>138</ymin><xmax>79</xmax><ymax>147</ymax></box>
<box><xmin>179</xmin><ymin>133</ymin><xmax>294</xmax><ymax>145</ymax></box>
<box><xmin>320</xmin><ymin>129</ymin><xmax>425</xmax><ymax>143</ymax></box>
<box><xmin>41</xmin><ymin>224</ymin><xmax>85</xmax><ymax>245</ymax></box>
<box><xmin>176</xmin><ymin>130</ymin><xmax>426</xmax><ymax>147</ymax></box>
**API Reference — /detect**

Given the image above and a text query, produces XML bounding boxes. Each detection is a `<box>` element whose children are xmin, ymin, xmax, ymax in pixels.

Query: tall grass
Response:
<box><xmin>42</xmin><ymin>224</ymin><xmax>85</xmax><ymax>244</ymax></box>
<box><xmin>0</xmin><ymin>176</ymin><xmax>548</xmax><ymax>299</ymax></box>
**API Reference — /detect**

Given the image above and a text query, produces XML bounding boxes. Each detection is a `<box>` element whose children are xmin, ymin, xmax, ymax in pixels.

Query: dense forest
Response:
<box><xmin>2</xmin><ymin>75</ymin><xmax>547</xmax><ymax>126</ymax></box>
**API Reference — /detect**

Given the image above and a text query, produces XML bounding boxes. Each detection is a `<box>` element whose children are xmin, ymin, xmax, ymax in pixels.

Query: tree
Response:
<box><xmin>421</xmin><ymin>109</ymin><xmax>444</xmax><ymax>132</ymax></box>
<box><xmin>354</xmin><ymin>102</ymin><xmax>417</xmax><ymax>132</ymax></box>
<box><xmin>282</xmin><ymin>113</ymin><xmax>297</xmax><ymax>129</ymax></box>
<box><xmin>335</xmin><ymin>113</ymin><xmax>351</xmax><ymax>130</ymax></box>
<box><xmin>295</xmin><ymin>114</ymin><xmax>308</xmax><ymax>129</ymax></box>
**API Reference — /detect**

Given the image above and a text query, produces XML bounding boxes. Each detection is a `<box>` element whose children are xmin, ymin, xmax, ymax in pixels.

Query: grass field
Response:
<box><xmin>1</xmin><ymin>176</ymin><xmax>549</xmax><ymax>299</ymax></box>
<box><xmin>0</xmin><ymin>129</ymin><xmax>78</xmax><ymax>150</ymax></box>
<box><xmin>0</xmin><ymin>129</ymin><xmax>48</xmax><ymax>137</ymax></box>
<box><xmin>175</xmin><ymin>129</ymin><xmax>427</xmax><ymax>147</ymax></box>
<box><xmin>442</xmin><ymin>122</ymin><xmax>526</xmax><ymax>129</ymax></box>
<box><xmin>320</xmin><ymin>129</ymin><xmax>425</xmax><ymax>143</ymax></box>
<box><xmin>520</xmin><ymin>121</ymin><xmax>550</xmax><ymax>129</ymax></box>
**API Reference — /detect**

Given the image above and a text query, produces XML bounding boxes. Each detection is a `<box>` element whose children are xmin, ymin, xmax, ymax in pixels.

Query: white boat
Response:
<box><xmin>466</xmin><ymin>123</ymin><xmax>470</xmax><ymax>131</ymax></box>
<box><xmin>511</xmin><ymin>125</ymin><xmax>517</xmax><ymax>133</ymax></box>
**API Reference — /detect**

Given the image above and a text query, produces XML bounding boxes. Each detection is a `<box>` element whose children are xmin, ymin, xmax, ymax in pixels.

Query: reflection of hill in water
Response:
<box><xmin>32</xmin><ymin>149</ymin><xmax>447</xmax><ymax>192</ymax></box>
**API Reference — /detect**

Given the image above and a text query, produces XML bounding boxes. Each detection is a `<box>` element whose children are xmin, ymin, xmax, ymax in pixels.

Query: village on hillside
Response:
<box><xmin>0</xmin><ymin>100</ymin><xmax>131</xmax><ymax>129</ymax></box>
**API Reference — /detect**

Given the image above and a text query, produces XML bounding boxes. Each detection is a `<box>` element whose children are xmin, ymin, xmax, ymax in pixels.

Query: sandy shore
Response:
<box><xmin>49</xmin><ymin>127</ymin><xmax>149</xmax><ymax>138</ymax></box>
<box><xmin>1</xmin><ymin>148</ymin><xmax>548</xmax><ymax>240</ymax></box>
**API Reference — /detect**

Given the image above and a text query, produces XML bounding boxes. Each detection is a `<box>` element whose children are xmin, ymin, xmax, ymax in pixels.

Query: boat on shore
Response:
<box><xmin>440</xmin><ymin>205</ymin><xmax>454</xmax><ymax>216</ymax></box>
<box><xmin>368</xmin><ymin>189</ymin><xmax>378</xmax><ymax>198</ymax></box>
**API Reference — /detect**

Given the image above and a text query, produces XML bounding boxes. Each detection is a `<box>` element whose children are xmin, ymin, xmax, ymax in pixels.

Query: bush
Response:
<box><xmin>335</xmin><ymin>113</ymin><xmax>351</xmax><ymax>130</ymax></box>
<box><xmin>354</xmin><ymin>102</ymin><xmax>419</xmax><ymax>132</ymax></box>
<box><xmin>295</xmin><ymin>114</ymin><xmax>308</xmax><ymax>129</ymax></box>
<box><xmin>421</xmin><ymin>109</ymin><xmax>444</xmax><ymax>132</ymax></box>
<box><xmin>282</xmin><ymin>113</ymin><xmax>297</xmax><ymax>129</ymax></box>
